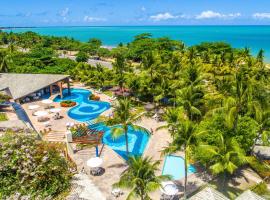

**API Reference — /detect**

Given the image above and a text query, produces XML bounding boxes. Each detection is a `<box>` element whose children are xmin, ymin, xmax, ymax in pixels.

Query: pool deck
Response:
<box><xmin>20</xmin><ymin>84</ymin><xmax>207</xmax><ymax>199</ymax></box>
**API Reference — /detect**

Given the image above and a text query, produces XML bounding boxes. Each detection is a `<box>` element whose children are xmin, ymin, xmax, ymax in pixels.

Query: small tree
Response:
<box><xmin>76</xmin><ymin>51</ymin><xmax>89</xmax><ymax>62</ymax></box>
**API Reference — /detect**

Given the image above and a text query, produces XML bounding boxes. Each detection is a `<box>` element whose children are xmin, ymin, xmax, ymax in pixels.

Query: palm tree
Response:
<box><xmin>114</xmin><ymin>156</ymin><xmax>170</xmax><ymax>200</ymax></box>
<box><xmin>113</xmin><ymin>53</ymin><xmax>128</xmax><ymax>90</ymax></box>
<box><xmin>0</xmin><ymin>50</ymin><xmax>12</xmax><ymax>73</ymax></box>
<box><xmin>108</xmin><ymin>98</ymin><xmax>143</xmax><ymax>156</ymax></box>
<box><xmin>162</xmin><ymin>119</ymin><xmax>199</xmax><ymax>199</ymax></box>
<box><xmin>252</xmin><ymin>110</ymin><xmax>270</xmax><ymax>151</ymax></box>
<box><xmin>176</xmin><ymin>86</ymin><xmax>204</xmax><ymax>121</ymax></box>
<box><xmin>196</xmin><ymin>134</ymin><xmax>247</xmax><ymax>187</ymax></box>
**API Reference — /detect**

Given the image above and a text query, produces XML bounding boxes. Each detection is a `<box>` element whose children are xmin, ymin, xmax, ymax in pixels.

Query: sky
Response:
<box><xmin>1</xmin><ymin>0</ymin><xmax>270</xmax><ymax>26</ymax></box>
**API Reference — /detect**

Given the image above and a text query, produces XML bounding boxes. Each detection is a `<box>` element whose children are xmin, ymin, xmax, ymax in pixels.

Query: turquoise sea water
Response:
<box><xmin>6</xmin><ymin>26</ymin><xmax>270</xmax><ymax>60</ymax></box>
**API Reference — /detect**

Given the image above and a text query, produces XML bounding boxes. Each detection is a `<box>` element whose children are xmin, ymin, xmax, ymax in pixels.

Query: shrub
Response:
<box><xmin>0</xmin><ymin>131</ymin><xmax>73</xmax><ymax>198</ymax></box>
<box><xmin>0</xmin><ymin>113</ymin><xmax>8</xmax><ymax>121</ymax></box>
<box><xmin>250</xmin><ymin>181</ymin><xmax>269</xmax><ymax>196</ymax></box>
<box><xmin>0</xmin><ymin>93</ymin><xmax>11</xmax><ymax>103</ymax></box>
<box><xmin>75</xmin><ymin>51</ymin><xmax>89</xmax><ymax>62</ymax></box>
<box><xmin>60</xmin><ymin>100</ymin><xmax>76</xmax><ymax>107</ymax></box>
<box><xmin>248</xmin><ymin>157</ymin><xmax>270</xmax><ymax>181</ymax></box>
<box><xmin>89</xmin><ymin>94</ymin><xmax>100</xmax><ymax>101</ymax></box>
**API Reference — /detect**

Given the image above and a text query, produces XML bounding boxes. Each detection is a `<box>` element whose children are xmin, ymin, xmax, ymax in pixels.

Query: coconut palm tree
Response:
<box><xmin>108</xmin><ymin>98</ymin><xmax>144</xmax><ymax>156</ymax></box>
<box><xmin>0</xmin><ymin>50</ymin><xmax>12</xmax><ymax>73</ymax></box>
<box><xmin>113</xmin><ymin>53</ymin><xmax>129</xmax><ymax>91</ymax></box>
<box><xmin>162</xmin><ymin>119</ymin><xmax>200</xmax><ymax>199</ymax></box>
<box><xmin>114</xmin><ymin>156</ymin><xmax>170</xmax><ymax>200</ymax></box>
<box><xmin>196</xmin><ymin>133</ymin><xmax>247</xmax><ymax>187</ymax></box>
<box><xmin>252</xmin><ymin>110</ymin><xmax>270</xmax><ymax>151</ymax></box>
<box><xmin>176</xmin><ymin>86</ymin><xmax>204</xmax><ymax>121</ymax></box>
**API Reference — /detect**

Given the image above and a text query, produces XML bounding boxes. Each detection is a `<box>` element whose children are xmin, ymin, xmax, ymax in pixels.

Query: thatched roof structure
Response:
<box><xmin>0</xmin><ymin>73</ymin><xmax>69</xmax><ymax>100</ymax></box>
<box><xmin>235</xmin><ymin>190</ymin><xmax>265</xmax><ymax>200</ymax></box>
<box><xmin>188</xmin><ymin>187</ymin><xmax>229</xmax><ymax>200</ymax></box>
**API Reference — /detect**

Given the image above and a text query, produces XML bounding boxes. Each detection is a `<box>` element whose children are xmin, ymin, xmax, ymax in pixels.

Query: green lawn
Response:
<box><xmin>103</xmin><ymin>90</ymin><xmax>113</xmax><ymax>97</ymax></box>
<box><xmin>0</xmin><ymin>113</ymin><xmax>8</xmax><ymax>121</ymax></box>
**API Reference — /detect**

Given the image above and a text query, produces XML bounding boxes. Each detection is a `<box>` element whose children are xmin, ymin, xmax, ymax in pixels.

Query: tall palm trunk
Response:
<box><xmin>184</xmin><ymin>147</ymin><xmax>188</xmax><ymax>199</ymax></box>
<box><xmin>124</xmin><ymin>126</ymin><xmax>129</xmax><ymax>156</ymax></box>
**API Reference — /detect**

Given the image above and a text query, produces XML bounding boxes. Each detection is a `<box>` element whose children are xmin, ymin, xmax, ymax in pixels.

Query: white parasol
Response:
<box><xmin>34</xmin><ymin>110</ymin><xmax>48</xmax><ymax>117</ymax></box>
<box><xmin>41</xmin><ymin>99</ymin><xmax>53</xmax><ymax>104</ymax></box>
<box><xmin>50</xmin><ymin>108</ymin><xmax>61</xmax><ymax>113</ymax></box>
<box><xmin>160</xmin><ymin>181</ymin><xmax>179</xmax><ymax>196</ymax></box>
<box><xmin>87</xmin><ymin>157</ymin><xmax>103</xmax><ymax>168</ymax></box>
<box><xmin>28</xmin><ymin>105</ymin><xmax>40</xmax><ymax>110</ymax></box>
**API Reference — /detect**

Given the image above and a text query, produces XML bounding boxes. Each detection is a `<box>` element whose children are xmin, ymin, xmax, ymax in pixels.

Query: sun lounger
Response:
<box><xmin>43</xmin><ymin>121</ymin><xmax>51</xmax><ymax>127</ymax></box>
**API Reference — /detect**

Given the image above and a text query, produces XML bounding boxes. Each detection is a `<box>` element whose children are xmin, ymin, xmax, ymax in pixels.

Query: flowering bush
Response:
<box><xmin>89</xmin><ymin>94</ymin><xmax>100</xmax><ymax>101</ymax></box>
<box><xmin>0</xmin><ymin>131</ymin><xmax>73</xmax><ymax>199</ymax></box>
<box><xmin>60</xmin><ymin>100</ymin><xmax>76</xmax><ymax>107</ymax></box>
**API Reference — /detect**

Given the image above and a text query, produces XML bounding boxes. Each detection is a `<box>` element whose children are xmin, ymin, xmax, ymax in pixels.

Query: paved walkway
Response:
<box><xmin>67</xmin><ymin>173</ymin><xmax>106</xmax><ymax>200</ymax></box>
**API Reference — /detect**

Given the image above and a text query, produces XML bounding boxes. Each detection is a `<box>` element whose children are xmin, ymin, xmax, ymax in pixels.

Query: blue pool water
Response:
<box><xmin>53</xmin><ymin>88</ymin><xmax>149</xmax><ymax>159</ymax></box>
<box><xmin>89</xmin><ymin>122</ymin><xmax>150</xmax><ymax>160</ymax></box>
<box><xmin>53</xmin><ymin>88</ymin><xmax>110</xmax><ymax>122</ymax></box>
<box><xmin>162</xmin><ymin>155</ymin><xmax>196</xmax><ymax>180</ymax></box>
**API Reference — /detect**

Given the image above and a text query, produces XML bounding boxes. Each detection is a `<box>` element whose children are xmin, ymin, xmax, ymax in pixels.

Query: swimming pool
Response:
<box><xmin>54</xmin><ymin>88</ymin><xmax>149</xmax><ymax>159</ymax></box>
<box><xmin>89</xmin><ymin>123</ymin><xmax>150</xmax><ymax>160</ymax></box>
<box><xmin>162</xmin><ymin>155</ymin><xmax>196</xmax><ymax>180</ymax></box>
<box><xmin>53</xmin><ymin>88</ymin><xmax>110</xmax><ymax>122</ymax></box>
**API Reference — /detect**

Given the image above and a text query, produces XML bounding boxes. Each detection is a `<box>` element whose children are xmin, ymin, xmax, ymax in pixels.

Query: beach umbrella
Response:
<box><xmin>50</xmin><ymin>108</ymin><xmax>61</xmax><ymax>113</ymax></box>
<box><xmin>34</xmin><ymin>110</ymin><xmax>48</xmax><ymax>117</ymax></box>
<box><xmin>28</xmin><ymin>105</ymin><xmax>40</xmax><ymax>110</ymax></box>
<box><xmin>144</xmin><ymin>103</ymin><xmax>155</xmax><ymax>111</ymax></box>
<box><xmin>86</xmin><ymin>157</ymin><xmax>103</xmax><ymax>168</ymax></box>
<box><xmin>160</xmin><ymin>181</ymin><xmax>179</xmax><ymax>196</ymax></box>
<box><xmin>41</xmin><ymin>99</ymin><xmax>53</xmax><ymax>104</ymax></box>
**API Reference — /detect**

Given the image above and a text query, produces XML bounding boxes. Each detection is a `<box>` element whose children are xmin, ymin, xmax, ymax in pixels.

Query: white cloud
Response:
<box><xmin>141</xmin><ymin>6</ymin><xmax>146</xmax><ymax>11</ymax></box>
<box><xmin>59</xmin><ymin>8</ymin><xmax>70</xmax><ymax>17</ymax></box>
<box><xmin>253</xmin><ymin>13</ymin><xmax>270</xmax><ymax>19</ymax></box>
<box><xmin>196</xmin><ymin>10</ymin><xmax>241</xmax><ymax>19</ymax></box>
<box><xmin>84</xmin><ymin>16</ymin><xmax>107</xmax><ymax>22</ymax></box>
<box><xmin>150</xmin><ymin>12</ymin><xmax>186</xmax><ymax>21</ymax></box>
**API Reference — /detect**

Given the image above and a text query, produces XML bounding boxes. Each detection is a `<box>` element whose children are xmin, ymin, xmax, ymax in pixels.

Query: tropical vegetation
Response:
<box><xmin>114</xmin><ymin>156</ymin><xmax>170</xmax><ymax>200</ymax></box>
<box><xmin>1</xmin><ymin>30</ymin><xmax>270</xmax><ymax>198</ymax></box>
<box><xmin>0</xmin><ymin>131</ymin><xmax>73</xmax><ymax>199</ymax></box>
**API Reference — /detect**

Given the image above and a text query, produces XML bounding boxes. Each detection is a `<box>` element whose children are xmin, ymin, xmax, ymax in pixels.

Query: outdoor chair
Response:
<box><xmin>90</xmin><ymin>167</ymin><xmax>103</xmax><ymax>176</ymax></box>
<box><xmin>111</xmin><ymin>188</ymin><xmax>123</xmax><ymax>198</ymax></box>
<box><xmin>53</xmin><ymin>112</ymin><xmax>61</xmax><ymax>120</ymax></box>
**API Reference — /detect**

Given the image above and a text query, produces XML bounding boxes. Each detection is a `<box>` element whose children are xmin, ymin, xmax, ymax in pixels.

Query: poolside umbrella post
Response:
<box><xmin>95</xmin><ymin>146</ymin><xmax>99</xmax><ymax>157</ymax></box>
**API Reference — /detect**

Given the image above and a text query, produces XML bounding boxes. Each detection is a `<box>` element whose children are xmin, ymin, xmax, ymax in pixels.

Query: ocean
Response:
<box><xmin>4</xmin><ymin>26</ymin><xmax>270</xmax><ymax>61</ymax></box>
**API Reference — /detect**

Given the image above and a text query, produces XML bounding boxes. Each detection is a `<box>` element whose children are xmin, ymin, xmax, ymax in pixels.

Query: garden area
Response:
<box><xmin>0</xmin><ymin>131</ymin><xmax>75</xmax><ymax>199</ymax></box>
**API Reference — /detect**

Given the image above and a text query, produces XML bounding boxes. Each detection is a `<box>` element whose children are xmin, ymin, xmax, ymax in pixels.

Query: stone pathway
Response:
<box><xmin>66</xmin><ymin>173</ymin><xmax>106</xmax><ymax>200</ymax></box>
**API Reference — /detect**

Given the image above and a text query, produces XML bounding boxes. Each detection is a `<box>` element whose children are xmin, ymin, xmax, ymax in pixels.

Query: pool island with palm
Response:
<box><xmin>53</xmin><ymin>88</ymin><xmax>150</xmax><ymax>159</ymax></box>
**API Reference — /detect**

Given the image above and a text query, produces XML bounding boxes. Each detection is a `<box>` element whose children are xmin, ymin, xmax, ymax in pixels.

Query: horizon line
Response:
<box><xmin>2</xmin><ymin>24</ymin><xmax>270</xmax><ymax>29</ymax></box>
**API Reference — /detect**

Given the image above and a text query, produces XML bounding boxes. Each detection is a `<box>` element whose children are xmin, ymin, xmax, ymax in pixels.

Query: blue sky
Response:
<box><xmin>1</xmin><ymin>0</ymin><xmax>270</xmax><ymax>26</ymax></box>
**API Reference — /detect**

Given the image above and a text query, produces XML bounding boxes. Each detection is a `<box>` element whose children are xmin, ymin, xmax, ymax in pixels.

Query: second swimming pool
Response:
<box><xmin>89</xmin><ymin>122</ymin><xmax>150</xmax><ymax>160</ymax></box>
<box><xmin>162</xmin><ymin>155</ymin><xmax>196</xmax><ymax>180</ymax></box>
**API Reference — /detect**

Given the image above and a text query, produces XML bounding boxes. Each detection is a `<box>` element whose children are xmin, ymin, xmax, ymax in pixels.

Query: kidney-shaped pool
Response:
<box><xmin>53</xmin><ymin>88</ymin><xmax>110</xmax><ymax>122</ymax></box>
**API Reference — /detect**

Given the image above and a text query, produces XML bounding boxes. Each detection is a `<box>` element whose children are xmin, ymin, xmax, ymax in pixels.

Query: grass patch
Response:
<box><xmin>0</xmin><ymin>113</ymin><xmax>8</xmax><ymax>121</ymax></box>
<box><xmin>103</xmin><ymin>90</ymin><xmax>113</xmax><ymax>97</ymax></box>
